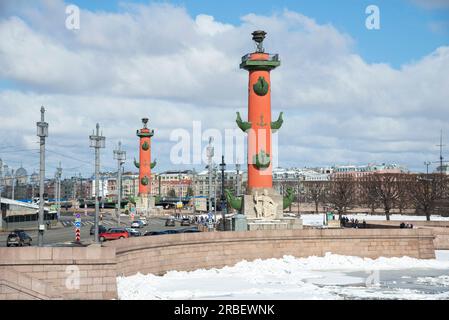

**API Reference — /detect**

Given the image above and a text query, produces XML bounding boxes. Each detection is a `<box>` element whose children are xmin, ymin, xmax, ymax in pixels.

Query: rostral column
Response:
<box><xmin>227</xmin><ymin>30</ymin><xmax>294</xmax><ymax>217</ymax></box>
<box><xmin>135</xmin><ymin>118</ymin><xmax>157</xmax><ymax>197</ymax></box>
<box><xmin>238</xmin><ymin>30</ymin><xmax>283</xmax><ymax>193</ymax></box>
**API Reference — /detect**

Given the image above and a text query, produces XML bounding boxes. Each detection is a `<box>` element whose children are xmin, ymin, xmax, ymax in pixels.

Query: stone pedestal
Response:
<box><xmin>240</xmin><ymin>187</ymin><xmax>301</xmax><ymax>231</ymax></box>
<box><xmin>135</xmin><ymin>195</ymin><xmax>156</xmax><ymax>217</ymax></box>
<box><xmin>232</xmin><ymin>214</ymin><xmax>248</xmax><ymax>231</ymax></box>
<box><xmin>279</xmin><ymin>217</ymin><xmax>303</xmax><ymax>229</ymax></box>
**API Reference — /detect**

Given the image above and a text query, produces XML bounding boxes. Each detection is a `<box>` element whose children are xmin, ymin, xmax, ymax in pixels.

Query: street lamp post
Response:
<box><xmin>90</xmin><ymin>123</ymin><xmax>105</xmax><ymax>243</ymax></box>
<box><xmin>219</xmin><ymin>155</ymin><xmax>227</xmax><ymax>231</ymax></box>
<box><xmin>206</xmin><ymin>137</ymin><xmax>214</xmax><ymax>213</ymax></box>
<box><xmin>113</xmin><ymin>141</ymin><xmax>126</xmax><ymax>226</ymax></box>
<box><xmin>55</xmin><ymin>162</ymin><xmax>62</xmax><ymax>220</ymax></box>
<box><xmin>236</xmin><ymin>163</ymin><xmax>241</xmax><ymax>196</ymax></box>
<box><xmin>37</xmin><ymin>106</ymin><xmax>49</xmax><ymax>247</ymax></box>
<box><xmin>424</xmin><ymin>161</ymin><xmax>431</xmax><ymax>176</ymax></box>
<box><xmin>178</xmin><ymin>172</ymin><xmax>183</xmax><ymax>214</ymax></box>
<box><xmin>192</xmin><ymin>169</ymin><xmax>196</xmax><ymax>215</ymax></box>
<box><xmin>213</xmin><ymin>165</ymin><xmax>217</xmax><ymax>220</ymax></box>
<box><xmin>11</xmin><ymin>169</ymin><xmax>15</xmax><ymax>201</ymax></box>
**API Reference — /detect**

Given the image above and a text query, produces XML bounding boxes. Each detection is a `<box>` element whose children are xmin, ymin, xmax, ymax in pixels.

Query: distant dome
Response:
<box><xmin>15</xmin><ymin>167</ymin><xmax>28</xmax><ymax>178</ymax></box>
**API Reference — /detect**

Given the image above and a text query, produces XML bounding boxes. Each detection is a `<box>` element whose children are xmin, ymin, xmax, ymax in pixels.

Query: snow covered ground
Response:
<box><xmin>301</xmin><ymin>214</ymin><xmax>449</xmax><ymax>227</ymax></box>
<box><xmin>117</xmin><ymin>251</ymin><xmax>449</xmax><ymax>300</ymax></box>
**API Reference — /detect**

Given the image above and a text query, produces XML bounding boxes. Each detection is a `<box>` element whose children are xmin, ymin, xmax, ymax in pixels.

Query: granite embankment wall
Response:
<box><xmin>366</xmin><ymin>220</ymin><xmax>449</xmax><ymax>250</ymax></box>
<box><xmin>0</xmin><ymin>228</ymin><xmax>437</xmax><ymax>299</ymax></box>
<box><xmin>0</xmin><ymin>246</ymin><xmax>117</xmax><ymax>300</ymax></box>
<box><xmin>104</xmin><ymin>229</ymin><xmax>436</xmax><ymax>277</ymax></box>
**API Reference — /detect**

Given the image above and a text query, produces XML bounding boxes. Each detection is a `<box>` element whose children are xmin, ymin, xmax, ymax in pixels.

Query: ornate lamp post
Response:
<box><xmin>37</xmin><ymin>106</ymin><xmax>49</xmax><ymax>246</ymax></box>
<box><xmin>90</xmin><ymin>123</ymin><xmax>105</xmax><ymax>243</ymax></box>
<box><xmin>114</xmin><ymin>141</ymin><xmax>126</xmax><ymax>225</ymax></box>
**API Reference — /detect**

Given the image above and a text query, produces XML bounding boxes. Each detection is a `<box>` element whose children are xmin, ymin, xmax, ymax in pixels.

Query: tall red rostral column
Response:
<box><xmin>227</xmin><ymin>31</ymin><xmax>294</xmax><ymax>218</ymax></box>
<box><xmin>237</xmin><ymin>31</ymin><xmax>283</xmax><ymax>193</ymax></box>
<box><xmin>135</xmin><ymin>118</ymin><xmax>156</xmax><ymax>196</ymax></box>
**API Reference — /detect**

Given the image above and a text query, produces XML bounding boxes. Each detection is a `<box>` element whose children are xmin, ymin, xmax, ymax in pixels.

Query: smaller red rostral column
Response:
<box><xmin>136</xmin><ymin>118</ymin><xmax>154</xmax><ymax>195</ymax></box>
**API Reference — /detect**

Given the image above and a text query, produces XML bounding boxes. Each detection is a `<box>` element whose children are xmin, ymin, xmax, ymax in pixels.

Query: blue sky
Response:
<box><xmin>0</xmin><ymin>0</ymin><xmax>449</xmax><ymax>176</ymax></box>
<box><xmin>68</xmin><ymin>0</ymin><xmax>449</xmax><ymax>67</ymax></box>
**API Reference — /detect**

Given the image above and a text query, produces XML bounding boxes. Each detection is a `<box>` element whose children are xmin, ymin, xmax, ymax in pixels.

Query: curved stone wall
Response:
<box><xmin>0</xmin><ymin>229</ymin><xmax>436</xmax><ymax>299</ymax></box>
<box><xmin>105</xmin><ymin>229</ymin><xmax>435</xmax><ymax>277</ymax></box>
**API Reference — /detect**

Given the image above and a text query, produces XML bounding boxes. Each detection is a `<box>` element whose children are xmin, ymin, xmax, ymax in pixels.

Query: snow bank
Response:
<box><xmin>117</xmin><ymin>252</ymin><xmax>449</xmax><ymax>300</ymax></box>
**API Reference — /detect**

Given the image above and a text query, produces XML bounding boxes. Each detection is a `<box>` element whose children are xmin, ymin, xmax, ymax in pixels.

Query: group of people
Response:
<box><xmin>173</xmin><ymin>213</ymin><xmax>217</xmax><ymax>226</ymax></box>
<box><xmin>340</xmin><ymin>216</ymin><xmax>367</xmax><ymax>229</ymax></box>
<box><xmin>340</xmin><ymin>215</ymin><xmax>414</xmax><ymax>229</ymax></box>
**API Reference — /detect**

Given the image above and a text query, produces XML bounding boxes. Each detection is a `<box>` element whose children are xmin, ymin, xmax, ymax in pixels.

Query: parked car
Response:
<box><xmin>139</xmin><ymin>217</ymin><xmax>148</xmax><ymax>226</ymax></box>
<box><xmin>144</xmin><ymin>230</ymin><xmax>167</xmax><ymax>236</ymax></box>
<box><xmin>90</xmin><ymin>225</ymin><xmax>108</xmax><ymax>236</ymax></box>
<box><xmin>164</xmin><ymin>229</ymin><xmax>181</xmax><ymax>234</ymax></box>
<box><xmin>99</xmin><ymin>228</ymin><xmax>129</xmax><ymax>242</ymax></box>
<box><xmin>6</xmin><ymin>230</ymin><xmax>32</xmax><ymax>247</ymax></box>
<box><xmin>125</xmin><ymin>228</ymin><xmax>141</xmax><ymax>237</ymax></box>
<box><xmin>180</xmin><ymin>218</ymin><xmax>191</xmax><ymax>226</ymax></box>
<box><xmin>131</xmin><ymin>220</ymin><xmax>144</xmax><ymax>228</ymax></box>
<box><xmin>165</xmin><ymin>218</ymin><xmax>176</xmax><ymax>227</ymax></box>
<box><xmin>181</xmin><ymin>227</ymin><xmax>201</xmax><ymax>233</ymax></box>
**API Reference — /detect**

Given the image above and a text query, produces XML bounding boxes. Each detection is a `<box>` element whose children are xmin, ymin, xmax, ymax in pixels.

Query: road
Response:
<box><xmin>0</xmin><ymin>210</ymin><xmax>195</xmax><ymax>247</ymax></box>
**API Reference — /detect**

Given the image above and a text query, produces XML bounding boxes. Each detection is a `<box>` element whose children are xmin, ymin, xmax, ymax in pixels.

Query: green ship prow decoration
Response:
<box><xmin>225</xmin><ymin>189</ymin><xmax>243</xmax><ymax>211</ymax></box>
<box><xmin>283</xmin><ymin>187</ymin><xmax>294</xmax><ymax>210</ymax></box>
<box><xmin>236</xmin><ymin>112</ymin><xmax>252</xmax><ymax>132</ymax></box>
<box><xmin>271</xmin><ymin>112</ymin><xmax>283</xmax><ymax>132</ymax></box>
<box><xmin>134</xmin><ymin>158</ymin><xmax>157</xmax><ymax>169</ymax></box>
<box><xmin>252</xmin><ymin>150</ymin><xmax>270</xmax><ymax>170</ymax></box>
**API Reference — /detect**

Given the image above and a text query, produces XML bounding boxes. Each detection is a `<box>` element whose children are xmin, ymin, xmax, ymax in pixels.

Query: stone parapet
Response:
<box><xmin>0</xmin><ymin>246</ymin><xmax>117</xmax><ymax>300</ymax></box>
<box><xmin>0</xmin><ymin>228</ymin><xmax>438</xmax><ymax>300</ymax></box>
<box><xmin>105</xmin><ymin>228</ymin><xmax>436</xmax><ymax>277</ymax></box>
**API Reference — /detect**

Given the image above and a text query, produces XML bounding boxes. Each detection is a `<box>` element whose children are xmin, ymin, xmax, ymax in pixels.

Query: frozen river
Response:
<box><xmin>117</xmin><ymin>251</ymin><xmax>449</xmax><ymax>300</ymax></box>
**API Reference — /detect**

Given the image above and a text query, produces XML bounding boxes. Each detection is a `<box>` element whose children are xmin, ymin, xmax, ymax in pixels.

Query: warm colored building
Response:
<box><xmin>158</xmin><ymin>170</ymin><xmax>193</xmax><ymax>198</ymax></box>
<box><xmin>121</xmin><ymin>172</ymin><xmax>139</xmax><ymax>198</ymax></box>
<box><xmin>121</xmin><ymin>172</ymin><xmax>159</xmax><ymax>198</ymax></box>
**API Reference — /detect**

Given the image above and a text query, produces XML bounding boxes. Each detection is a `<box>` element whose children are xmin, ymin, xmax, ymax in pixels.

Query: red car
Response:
<box><xmin>99</xmin><ymin>228</ymin><xmax>129</xmax><ymax>242</ymax></box>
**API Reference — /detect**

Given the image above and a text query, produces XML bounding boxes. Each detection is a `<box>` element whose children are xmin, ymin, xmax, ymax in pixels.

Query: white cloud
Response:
<box><xmin>0</xmin><ymin>1</ymin><xmax>448</xmax><ymax>176</ymax></box>
<box><xmin>195</xmin><ymin>14</ymin><xmax>233</xmax><ymax>36</ymax></box>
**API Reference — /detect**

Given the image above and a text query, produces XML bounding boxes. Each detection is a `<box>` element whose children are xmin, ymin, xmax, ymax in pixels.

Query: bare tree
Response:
<box><xmin>395</xmin><ymin>173</ymin><xmax>413</xmax><ymax>214</ymax></box>
<box><xmin>409</xmin><ymin>173</ymin><xmax>446</xmax><ymax>221</ymax></box>
<box><xmin>359</xmin><ymin>174</ymin><xmax>380</xmax><ymax>214</ymax></box>
<box><xmin>371</xmin><ymin>173</ymin><xmax>400</xmax><ymax>221</ymax></box>
<box><xmin>304</xmin><ymin>181</ymin><xmax>328</xmax><ymax>213</ymax></box>
<box><xmin>326</xmin><ymin>175</ymin><xmax>356</xmax><ymax>218</ymax></box>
